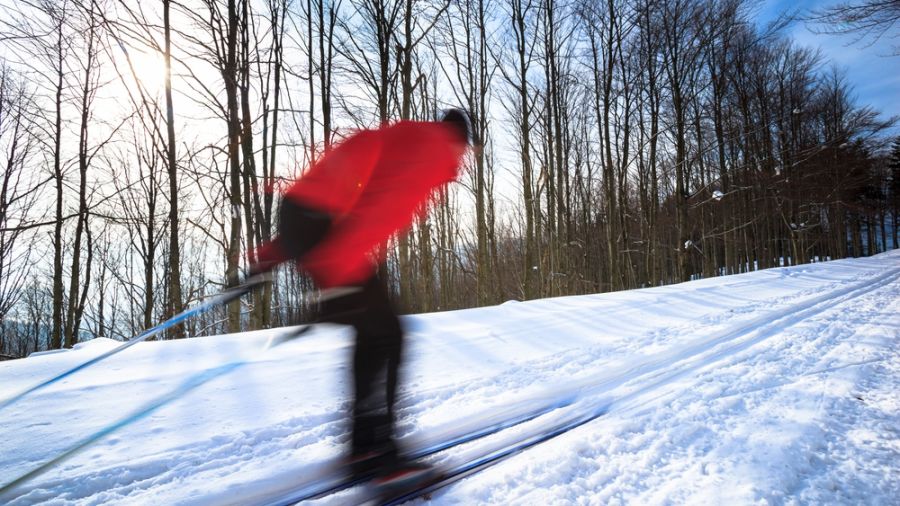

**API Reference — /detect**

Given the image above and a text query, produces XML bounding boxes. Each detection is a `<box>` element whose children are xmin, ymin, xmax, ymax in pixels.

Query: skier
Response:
<box><xmin>246</xmin><ymin>109</ymin><xmax>472</xmax><ymax>489</ymax></box>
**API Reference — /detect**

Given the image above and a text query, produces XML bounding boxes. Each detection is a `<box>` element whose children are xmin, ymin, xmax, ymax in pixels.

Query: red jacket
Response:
<box><xmin>259</xmin><ymin>120</ymin><xmax>465</xmax><ymax>288</ymax></box>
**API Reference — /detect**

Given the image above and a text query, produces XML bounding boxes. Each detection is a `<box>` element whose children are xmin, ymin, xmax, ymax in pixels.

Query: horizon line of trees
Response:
<box><xmin>0</xmin><ymin>0</ymin><xmax>898</xmax><ymax>358</ymax></box>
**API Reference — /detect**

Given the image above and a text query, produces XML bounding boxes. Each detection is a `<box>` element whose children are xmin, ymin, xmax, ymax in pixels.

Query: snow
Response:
<box><xmin>1</xmin><ymin>250</ymin><xmax>899</xmax><ymax>505</ymax></box>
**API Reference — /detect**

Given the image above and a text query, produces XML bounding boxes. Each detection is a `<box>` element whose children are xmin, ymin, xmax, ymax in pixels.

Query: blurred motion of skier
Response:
<box><xmin>247</xmin><ymin>109</ymin><xmax>472</xmax><ymax>488</ymax></box>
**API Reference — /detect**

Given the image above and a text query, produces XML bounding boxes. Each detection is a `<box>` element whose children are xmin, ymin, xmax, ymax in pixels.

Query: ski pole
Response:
<box><xmin>0</xmin><ymin>317</ymin><xmax>334</xmax><ymax>499</ymax></box>
<box><xmin>0</xmin><ymin>281</ymin><xmax>357</xmax><ymax>413</ymax></box>
<box><xmin>0</xmin><ymin>362</ymin><xmax>245</xmax><ymax>500</ymax></box>
<box><xmin>0</xmin><ymin>283</ymin><xmax>252</xmax><ymax>413</ymax></box>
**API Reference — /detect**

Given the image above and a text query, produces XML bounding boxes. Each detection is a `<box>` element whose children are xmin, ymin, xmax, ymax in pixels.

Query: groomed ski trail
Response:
<box><xmin>306</xmin><ymin>257</ymin><xmax>900</xmax><ymax>505</ymax></box>
<box><xmin>416</xmin><ymin>258</ymin><xmax>900</xmax><ymax>505</ymax></box>
<box><xmin>0</xmin><ymin>251</ymin><xmax>897</xmax><ymax>505</ymax></box>
<box><xmin>244</xmin><ymin>258</ymin><xmax>900</xmax><ymax>506</ymax></box>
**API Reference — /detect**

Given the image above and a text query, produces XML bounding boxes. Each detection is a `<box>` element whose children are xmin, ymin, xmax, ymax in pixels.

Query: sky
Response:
<box><xmin>756</xmin><ymin>0</ymin><xmax>900</xmax><ymax>131</ymax></box>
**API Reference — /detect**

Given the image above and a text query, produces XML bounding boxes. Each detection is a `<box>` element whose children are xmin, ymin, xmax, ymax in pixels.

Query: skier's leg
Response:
<box><xmin>331</xmin><ymin>275</ymin><xmax>404</xmax><ymax>462</ymax></box>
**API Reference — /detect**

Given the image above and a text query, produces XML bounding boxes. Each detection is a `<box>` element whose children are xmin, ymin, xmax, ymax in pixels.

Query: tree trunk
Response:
<box><xmin>51</xmin><ymin>13</ymin><xmax>65</xmax><ymax>351</ymax></box>
<box><xmin>163</xmin><ymin>0</ymin><xmax>184</xmax><ymax>338</ymax></box>
<box><xmin>224</xmin><ymin>0</ymin><xmax>244</xmax><ymax>332</ymax></box>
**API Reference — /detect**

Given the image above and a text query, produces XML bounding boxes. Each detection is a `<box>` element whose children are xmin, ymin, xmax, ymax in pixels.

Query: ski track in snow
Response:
<box><xmin>431</xmin><ymin>258</ymin><xmax>900</xmax><ymax>505</ymax></box>
<box><xmin>0</xmin><ymin>251</ymin><xmax>898</xmax><ymax>505</ymax></box>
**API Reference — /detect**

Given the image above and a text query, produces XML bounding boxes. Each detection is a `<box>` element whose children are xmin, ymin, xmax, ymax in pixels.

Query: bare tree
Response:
<box><xmin>807</xmin><ymin>0</ymin><xmax>900</xmax><ymax>54</ymax></box>
<box><xmin>339</xmin><ymin>0</ymin><xmax>402</xmax><ymax>123</ymax></box>
<box><xmin>435</xmin><ymin>0</ymin><xmax>496</xmax><ymax>304</ymax></box>
<box><xmin>64</xmin><ymin>1</ymin><xmax>104</xmax><ymax>348</ymax></box>
<box><xmin>162</xmin><ymin>0</ymin><xmax>185</xmax><ymax>337</ymax></box>
<box><xmin>0</xmin><ymin>66</ymin><xmax>41</xmax><ymax>353</ymax></box>
<box><xmin>174</xmin><ymin>0</ymin><xmax>250</xmax><ymax>332</ymax></box>
<box><xmin>494</xmin><ymin>0</ymin><xmax>540</xmax><ymax>299</ymax></box>
<box><xmin>0</xmin><ymin>0</ymin><xmax>75</xmax><ymax>349</ymax></box>
<box><xmin>658</xmin><ymin>0</ymin><xmax>711</xmax><ymax>282</ymax></box>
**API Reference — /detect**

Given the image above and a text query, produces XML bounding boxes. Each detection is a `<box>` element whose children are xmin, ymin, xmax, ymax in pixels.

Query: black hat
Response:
<box><xmin>441</xmin><ymin>108</ymin><xmax>472</xmax><ymax>145</ymax></box>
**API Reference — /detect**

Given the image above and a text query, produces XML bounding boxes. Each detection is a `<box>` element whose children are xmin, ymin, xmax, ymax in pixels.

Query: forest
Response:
<box><xmin>0</xmin><ymin>0</ymin><xmax>897</xmax><ymax>358</ymax></box>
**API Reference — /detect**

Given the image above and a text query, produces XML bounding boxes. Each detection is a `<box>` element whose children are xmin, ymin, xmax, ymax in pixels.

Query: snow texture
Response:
<box><xmin>1</xmin><ymin>250</ymin><xmax>898</xmax><ymax>505</ymax></box>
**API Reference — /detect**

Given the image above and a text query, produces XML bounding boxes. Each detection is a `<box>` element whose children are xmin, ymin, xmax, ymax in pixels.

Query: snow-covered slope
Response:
<box><xmin>1</xmin><ymin>251</ymin><xmax>898</xmax><ymax>505</ymax></box>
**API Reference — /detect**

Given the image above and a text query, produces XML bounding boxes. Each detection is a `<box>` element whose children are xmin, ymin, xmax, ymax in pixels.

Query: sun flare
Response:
<box><xmin>128</xmin><ymin>49</ymin><xmax>167</xmax><ymax>95</ymax></box>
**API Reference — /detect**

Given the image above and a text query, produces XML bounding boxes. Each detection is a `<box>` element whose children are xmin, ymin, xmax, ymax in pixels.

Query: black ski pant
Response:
<box><xmin>277</xmin><ymin>197</ymin><xmax>404</xmax><ymax>458</ymax></box>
